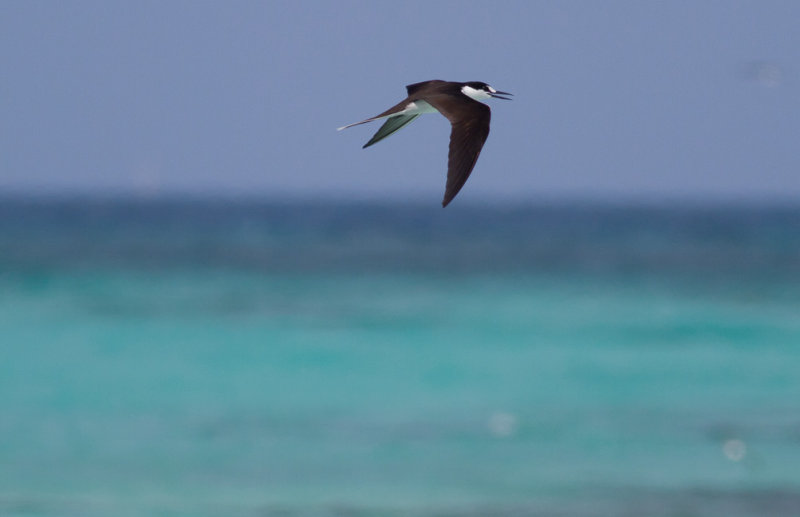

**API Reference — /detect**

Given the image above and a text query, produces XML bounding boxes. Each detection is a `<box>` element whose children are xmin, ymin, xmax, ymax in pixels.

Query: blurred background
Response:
<box><xmin>1</xmin><ymin>1</ymin><xmax>799</xmax><ymax>516</ymax></box>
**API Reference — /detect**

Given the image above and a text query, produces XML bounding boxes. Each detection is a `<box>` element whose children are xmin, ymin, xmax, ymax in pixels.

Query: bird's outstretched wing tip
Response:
<box><xmin>337</xmin><ymin>121</ymin><xmax>364</xmax><ymax>131</ymax></box>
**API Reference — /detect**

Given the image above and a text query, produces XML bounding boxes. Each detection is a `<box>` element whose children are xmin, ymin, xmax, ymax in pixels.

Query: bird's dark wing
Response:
<box><xmin>362</xmin><ymin>114</ymin><xmax>420</xmax><ymax>148</ymax></box>
<box><xmin>424</xmin><ymin>95</ymin><xmax>491</xmax><ymax>207</ymax></box>
<box><xmin>405</xmin><ymin>80</ymin><xmax>446</xmax><ymax>96</ymax></box>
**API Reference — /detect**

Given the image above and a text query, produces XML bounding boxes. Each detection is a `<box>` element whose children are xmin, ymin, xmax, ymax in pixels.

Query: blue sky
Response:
<box><xmin>1</xmin><ymin>1</ymin><xmax>798</xmax><ymax>203</ymax></box>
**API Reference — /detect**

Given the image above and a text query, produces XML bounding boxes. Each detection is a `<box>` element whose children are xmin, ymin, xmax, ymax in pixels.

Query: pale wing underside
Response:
<box><xmin>362</xmin><ymin>114</ymin><xmax>420</xmax><ymax>148</ymax></box>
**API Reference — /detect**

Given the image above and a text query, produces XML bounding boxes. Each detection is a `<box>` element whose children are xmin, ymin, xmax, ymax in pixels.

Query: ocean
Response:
<box><xmin>1</xmin><ymin>198</ymin><xmax>799</xmax><ymax>516</ymax></box>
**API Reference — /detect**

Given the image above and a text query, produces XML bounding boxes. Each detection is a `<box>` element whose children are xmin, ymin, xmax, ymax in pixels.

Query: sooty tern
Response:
<box><xmin>337</xmin><ymin>80</ymin><xmax>512</xmax><ymax>207</ymax></box>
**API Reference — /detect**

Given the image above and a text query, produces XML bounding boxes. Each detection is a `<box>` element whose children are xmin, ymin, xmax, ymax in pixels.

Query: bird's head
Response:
<box><xmin>461</xmin><ymin>81</ymin><xmax>513</xmax><ymax>101</ymax></box>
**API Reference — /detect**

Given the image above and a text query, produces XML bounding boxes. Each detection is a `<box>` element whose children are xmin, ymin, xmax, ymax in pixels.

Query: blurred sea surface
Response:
<box><xmin>1</xmin><ymin>198</ymin><xmax>799</xmax><ymax>516</ymax></box>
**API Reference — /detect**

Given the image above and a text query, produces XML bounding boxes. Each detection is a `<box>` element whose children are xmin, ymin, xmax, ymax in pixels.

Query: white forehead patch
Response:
<box><xmin>488</xmin><ymin>86</ymin><xmax>497</xmax><ymax>93</ymax></box>
<box><xmin>461</xmin><ymin>85</ymin><xmax>492</xmax><ymax>101</ymax></box>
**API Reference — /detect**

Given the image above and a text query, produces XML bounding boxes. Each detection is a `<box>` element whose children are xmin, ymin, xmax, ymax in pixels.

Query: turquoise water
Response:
<box><xmin>1</xmin><ymin>199</ymin><xmax>799</xmax><ymax>516</ymax></box>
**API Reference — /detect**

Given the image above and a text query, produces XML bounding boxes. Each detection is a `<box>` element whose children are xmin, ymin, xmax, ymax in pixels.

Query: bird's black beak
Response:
<box><xmin>490</xmin><ymin>91</ymin><xmax>513</xmax><ymax>100</ymax></box>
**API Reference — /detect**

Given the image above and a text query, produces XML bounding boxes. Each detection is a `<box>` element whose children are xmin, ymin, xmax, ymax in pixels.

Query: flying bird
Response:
<box><xmin>338</xmin><ymin>80</ymin><xmax>512</xmax><ymax>207</ymax></box>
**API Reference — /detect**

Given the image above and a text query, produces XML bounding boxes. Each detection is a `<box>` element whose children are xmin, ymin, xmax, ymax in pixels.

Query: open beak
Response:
<box><xmin>490</xmin><ymin>90</ymin><xmax>513</xmax><ymax>100</ymax></box>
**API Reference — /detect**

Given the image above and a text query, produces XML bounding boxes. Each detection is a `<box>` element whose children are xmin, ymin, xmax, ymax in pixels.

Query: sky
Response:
<box><xmin>1</xmin><ymin>0</ymin><xmax>798</xmax><ymax>203</ymax></box>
